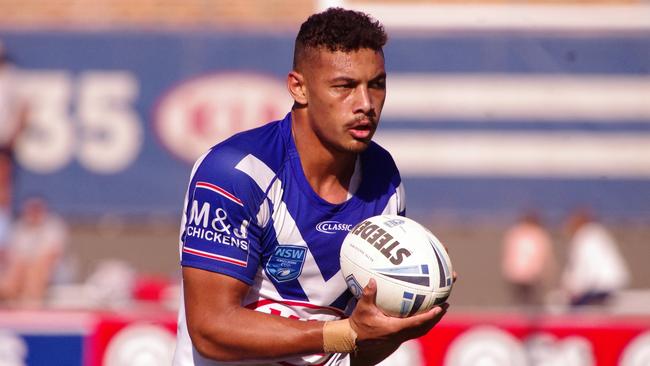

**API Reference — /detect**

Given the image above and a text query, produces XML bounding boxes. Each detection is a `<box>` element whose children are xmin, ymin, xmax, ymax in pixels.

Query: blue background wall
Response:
<box><xmin>1</xmin><ymin>30</ymin><xmax>648</xmax><ymax>221</ymax></box>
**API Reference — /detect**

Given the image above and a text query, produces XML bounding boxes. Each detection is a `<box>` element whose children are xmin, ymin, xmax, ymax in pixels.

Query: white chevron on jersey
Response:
<box><xmin>175</xmin><ymin>115</ymin><xmax>402</xmax><ymax>366</ymax></box>
<box><xmin>382</xmin><ymin>182</ymin><xmax>406</xmax><ymax>215</ymax></box>
<box><xmin>236</xmin><ymin>154</ymin><xmax>348</xmax><ymax>304</ymax></box>
<box><xmin>235</xmin><ymin>154</ymin><xmax>273</xmax><ymax>227</ymax></box>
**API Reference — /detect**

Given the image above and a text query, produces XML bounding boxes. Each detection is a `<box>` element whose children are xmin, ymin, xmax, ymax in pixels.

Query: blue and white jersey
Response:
<box><xmin>174</xmin><ymin>113</ymin><xmax>405</xmax><ymax>366</ymax></box>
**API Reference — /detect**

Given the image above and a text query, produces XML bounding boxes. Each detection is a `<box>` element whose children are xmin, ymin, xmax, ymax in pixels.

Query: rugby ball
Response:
<box><xmin>340</xmin><ymin>215</ymin><xmax>453</xmax><ymax>317</ymax></box>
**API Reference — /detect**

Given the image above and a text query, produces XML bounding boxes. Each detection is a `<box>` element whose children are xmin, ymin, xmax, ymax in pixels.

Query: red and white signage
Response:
<box><xmin>1</xmin><ymin>310</ymin><xmax>649</xmax><ymax>365</ymax></box>
<box><xmin>154</xmin><ymin>72</ymin><xmax>292</xmax><ymax>163</ymax></box>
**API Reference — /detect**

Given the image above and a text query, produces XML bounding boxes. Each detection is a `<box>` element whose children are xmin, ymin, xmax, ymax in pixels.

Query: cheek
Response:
<box><xmin>371</xmin><ymin>90</ymin><xmax>386</xmax><ymax>108</ymax></box>
<box><xmin>311</xmin><ymin>90</ymin><xmax>339</xmax><ymax>113</ymax></box>
<box><xmin>318</xmin><ymin>95</ymin><xmax>348</xmax><ymax>121</ymax></box>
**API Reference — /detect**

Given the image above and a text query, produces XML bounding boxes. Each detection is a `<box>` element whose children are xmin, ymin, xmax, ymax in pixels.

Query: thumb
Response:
<box><xmin>361</xmin><ymin>278</ymin><xmax>378</xmax><ymax>305</ymax></box>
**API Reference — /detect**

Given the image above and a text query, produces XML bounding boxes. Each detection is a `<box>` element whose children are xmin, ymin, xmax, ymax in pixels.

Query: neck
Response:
<box><xmin>291</xmin><ymin>110</ymin><xmax>357</xmax><ymax>204</ymax></box>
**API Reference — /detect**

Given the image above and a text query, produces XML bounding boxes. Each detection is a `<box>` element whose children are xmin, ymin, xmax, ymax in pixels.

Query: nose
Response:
<box><xmin>354</xmin><ymin>85</ymin><xmax>373</xmax><ymax>115</ymax></box>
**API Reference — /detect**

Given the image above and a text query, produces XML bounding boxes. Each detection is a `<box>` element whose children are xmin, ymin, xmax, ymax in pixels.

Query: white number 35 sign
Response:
<box><xmin>15</xmin><ymin>70</ymin><xmax>142</xmax><ymax>174</ymax></box>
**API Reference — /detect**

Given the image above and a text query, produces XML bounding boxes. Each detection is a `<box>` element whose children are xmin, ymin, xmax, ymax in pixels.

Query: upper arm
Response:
<box><xmin>182</xmin><ymin>266</ymin><xmax>325</xmax><ymax>362</ymax></box>
<box><xmin>179</xmin><ymin>151</ymin><xmax>326</xmax><ymax>362</ymax></box>
<box><xmin>182</xmin><ymin>267</ymin><xmax>249</xmax><ymax>358</ymax></box>
<box><xmin>183</xmin><ymin>266</ymin><xmax>249</xmax><ymax>315</ymax></box>
<box><xmin>180</xmin><ymin>149</ymin><xmax>266</xmax><ymax>285</ymax></box>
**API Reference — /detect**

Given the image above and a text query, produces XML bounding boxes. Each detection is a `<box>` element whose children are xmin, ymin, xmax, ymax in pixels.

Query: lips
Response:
<box><xmin>349</xmin><ymin>126</ymin><xmax>372</xmax><ymax>139</ymax></box>
<box><xmin>348</xmin><ymin>120</ymin><xmax>375</xmax><ymax>140</ymax></box>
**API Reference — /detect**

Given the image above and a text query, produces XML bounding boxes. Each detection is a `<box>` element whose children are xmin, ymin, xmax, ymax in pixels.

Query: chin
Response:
<box><xmin>345</xmin><ymin>140</ymin><xmax>371</xmax><ymax>154</ymax></box>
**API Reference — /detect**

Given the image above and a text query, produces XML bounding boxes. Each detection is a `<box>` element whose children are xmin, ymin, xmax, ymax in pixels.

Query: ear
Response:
<box><xmin>287</xmin><ymin>71</ymin><xmax>307</xmax><ymax>105</ymax></box>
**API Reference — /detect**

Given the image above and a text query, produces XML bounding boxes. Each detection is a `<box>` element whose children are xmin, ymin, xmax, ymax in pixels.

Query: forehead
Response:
<box><xmin>305</xmin><ymin>48</ymin><xmax>385</xmax><ymax>78</ymax></box>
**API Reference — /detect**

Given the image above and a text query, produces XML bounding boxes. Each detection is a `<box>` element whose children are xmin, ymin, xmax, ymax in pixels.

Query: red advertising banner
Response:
<box><xmin>88</xmin><ymin>310</ymin><xmax>176</xmax><ymax>366</ymax></box>
<box><xmin>1</xmin><ymin>310</ymin><xmax>650</xmax><ymax>365</ymax></box>
<box><xmin>418</xmin><ymin>313</ymin><xmax>650</xmax><ymax>366</ymax></box>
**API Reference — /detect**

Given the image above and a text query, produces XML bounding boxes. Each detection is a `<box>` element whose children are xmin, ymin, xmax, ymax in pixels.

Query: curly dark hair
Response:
<box><xmin>293</xmin><ymin>8</ymin><xmax>387</xmax><ymax>69</ymax></box>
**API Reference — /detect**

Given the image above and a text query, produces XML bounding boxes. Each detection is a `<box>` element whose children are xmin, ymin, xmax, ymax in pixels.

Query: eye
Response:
<box><xmin>334</xmin><ymin>83</ymin><xmax>354</xmax><ymax>89</ymax></box>
<box><xmin>370</xmin><ymin>78</ymin><xmax>386</xmax><ymax>90</ymax></box>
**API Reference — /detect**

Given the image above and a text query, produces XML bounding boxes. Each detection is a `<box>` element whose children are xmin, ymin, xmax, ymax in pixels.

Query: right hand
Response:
<box><xmin>348</xmin><ymin>278</ymin><xmax>449</xmax><ymax>346</ymax></box>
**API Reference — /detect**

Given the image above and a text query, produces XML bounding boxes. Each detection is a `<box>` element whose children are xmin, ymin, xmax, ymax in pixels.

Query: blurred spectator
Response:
<box><xmin>0</xmin><ymin>197</ymin><xmax>9</xmax><ymax>262</ymax></box>
<box><xmin>561</xmin><ymin>208</ymin><xmax>630</xmax><ymax>308</ymax></box>
<box><xmin>0</xmin><ymin>40</ymin><xmax>27</xmax><ymax>262</ymax></box>
<box><xmin>85</xmin><ymin>259</ymin><xmax>136</xmax><ymax>308</ymax></box>
<box><xmin>501</xmin><ymin>211</ymin><xmax>555</xmax><ymax>308</ymax></box>
<box><xmin>0</xmin><ymin>197</ymin><xmax>68</xmax><ymax>308</ymax></box>
<box><xmin>47</xmin><ymin>259</ymin><xmax>137</xmax><ymax>310</ymax></box>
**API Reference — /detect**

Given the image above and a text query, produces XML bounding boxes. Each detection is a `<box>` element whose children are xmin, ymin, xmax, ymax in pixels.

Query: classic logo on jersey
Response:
<box><xmin>315</xmin><ymin>220</ymin><xmax>352</xmax><ymax>234</ymax></box>
<box><xmin>265</xmin><ymin>245</ymin><xmax>307</xmax><ymax>282</ymax></box>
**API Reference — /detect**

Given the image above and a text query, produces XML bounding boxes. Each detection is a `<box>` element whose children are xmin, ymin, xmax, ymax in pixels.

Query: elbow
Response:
<box><xmin>189</xmin><ymin>324</ymin><xmax>240</xmax><ymax>362</ymax></box>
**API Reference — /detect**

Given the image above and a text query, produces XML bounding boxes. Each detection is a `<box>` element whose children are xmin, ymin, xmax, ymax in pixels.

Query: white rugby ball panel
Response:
<box><xmin>340</xmin><ymin>214</ymin><xmax>453</xmax><ymax>318</ymax></box>
<box><xmin>340</xmin><ymin>255</ymin><xmax>438</xmax><ymax>317</ymax></box>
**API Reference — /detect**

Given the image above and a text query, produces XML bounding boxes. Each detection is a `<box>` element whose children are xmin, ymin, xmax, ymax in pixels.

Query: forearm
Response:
<box><xmin>183</xmin><ymin>269</ymin><xmax>448</xmax><ymax>363</ymax></box>
<box><xmin>189</xmin><ymin>304</ymin><xmax>326</xmax><ymax>361</ymax></box>
<box><xmin>351</xmin><ymin>341</ymin><xmax>400</xmax><ymax>366</ymax></box>
<box><xmin>184</xmin><ymin>268</ymin><xmax>330</xmax><ymax>362</ymax></box>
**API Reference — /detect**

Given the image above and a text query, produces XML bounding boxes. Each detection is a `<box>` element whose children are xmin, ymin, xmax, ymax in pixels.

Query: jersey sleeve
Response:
<box><xmin>180</xmin><ymin>148</ymin><xmax>267</xmax><ymax>286</ymax></box>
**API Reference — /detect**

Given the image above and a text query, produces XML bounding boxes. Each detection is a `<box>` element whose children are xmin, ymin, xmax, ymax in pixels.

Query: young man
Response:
<box><xmin>174</xmin><ymin>8</ymin><xmax>449</xmax><ymax>366</ymax></box>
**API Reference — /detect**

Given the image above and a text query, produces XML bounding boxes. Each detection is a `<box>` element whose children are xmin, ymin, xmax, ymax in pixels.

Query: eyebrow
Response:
<box><xmin>329</xmin><ymin>72</ymin><xmax>386</xmax><ymax>84</ymax></box>
<box><xmin>329</xmin><ymin>76</ymin><xmax>356</xmax><ymax>84</ymax></box>
<box><xmin>372</xmin><ymin>72</ymin><xmax>387</xmax><ymax>81</ymax></box>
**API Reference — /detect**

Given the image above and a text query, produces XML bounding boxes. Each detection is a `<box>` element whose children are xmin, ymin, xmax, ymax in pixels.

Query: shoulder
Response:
<box><xmin>187</xmin><ymin>119</ymin><xmax>287</xmax><ymax>213</ymax></box>
<box><xmin>358</xmin><ymin>141</ymin><xmax>406</xmax><ymax>214</ymax></box>
<box><xmin>193</xmin><ymin>120</ymin><xmax>286</xmax><ymax>186</ymax></box>
<box><xmin>364</xmin><ymin>141</ymin><xmax>399</xmax><ymax>168</ymax></box>
<box><xmin>361</xmin><ymin>141</ymin><xmax>401</xmax><ymax>186</ymax></box>
<box><xmin>203</xmin><ymin>120</ymin><xmax>286</xmax><ymax>171</ymax></box>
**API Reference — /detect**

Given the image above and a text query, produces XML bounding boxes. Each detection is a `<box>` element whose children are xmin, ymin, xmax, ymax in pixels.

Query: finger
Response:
<box><xmin>361</xmin><ymin>278</ymin><xmax>378</xmax><ymax>305</ymax></box>
<box><xmin>382</xmin><ymin>304</ymin><xmax>450</xmax><ymax>341</ymax></box>
<box><xmin>427</xmin><ymin>305</ymin><xmax>449</xmax><ymax>329</ymax></box>
<box><xmin>432</xmin><ymin>304</ymin><xmax>449</xmax><ymax>324</ymax></box>
<box><xmin>452</xmin><ymin>271</ymin><xmax>458</xmax><ymax>284</ymax></box>
<box><xmin>402</xmin><ymin>306</ymin><xmax>440</xmax><ymax>325</ymax></box>
<box><xmin>404</xmin><ymin>303</ymin><xmax>449</xmax><ymax>326</ymax></box>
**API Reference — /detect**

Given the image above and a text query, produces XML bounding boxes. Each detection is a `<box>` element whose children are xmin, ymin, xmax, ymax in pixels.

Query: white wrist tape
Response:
<box><xmin>322</xmin><ymin>319</ymin><xmax>358</xmax><ymax>353</ymax></box>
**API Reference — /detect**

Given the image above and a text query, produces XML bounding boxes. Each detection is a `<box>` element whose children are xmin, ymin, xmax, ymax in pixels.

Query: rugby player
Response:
<box><xmin>174</xmin><ymin>7</ymin><xmax>449</xmax><ymax>366</ymax></box>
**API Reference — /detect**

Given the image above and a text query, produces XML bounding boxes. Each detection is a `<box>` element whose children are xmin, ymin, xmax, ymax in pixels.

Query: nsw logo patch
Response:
<box><xmin>266</xmin><ymin>245</ymin><xmax>307</xmax><ymax>282</ymax></box>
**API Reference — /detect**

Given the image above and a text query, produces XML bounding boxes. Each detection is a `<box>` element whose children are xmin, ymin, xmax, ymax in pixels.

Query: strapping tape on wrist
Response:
<box><xmin>322</xmin><ymin>319</ymin><xmax>358</xmax><ymax>353</ymax></box>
